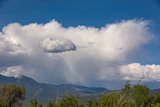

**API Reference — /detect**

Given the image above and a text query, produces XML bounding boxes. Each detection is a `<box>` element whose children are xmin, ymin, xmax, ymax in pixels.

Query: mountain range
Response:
<box><xmin>0</xmin><ymin>74</ymin><xmax>108</xmax><ymax>104</ymax></box>
<box><xmin>1</xmin><ymin>74</ymin><xmax>160</xmax><ymax>105</ymax></box>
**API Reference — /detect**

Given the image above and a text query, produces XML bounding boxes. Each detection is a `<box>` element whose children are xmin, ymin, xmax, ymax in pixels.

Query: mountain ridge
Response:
<box><xmin>0</xmin><ymin>74</ymin><xmax>108</xmax><ymax>104</ymax></box>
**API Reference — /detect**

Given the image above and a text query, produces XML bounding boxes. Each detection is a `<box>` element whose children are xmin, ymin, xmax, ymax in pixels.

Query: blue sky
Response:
<box><xmin>0</xmin><ymin>0</ymin><xmax>160</xmax><ymax>28</ymax></box>
<box><xmin>0</xmin><ymin>0</ymin><xmax>160</xmax><ymax>89</ymax></box>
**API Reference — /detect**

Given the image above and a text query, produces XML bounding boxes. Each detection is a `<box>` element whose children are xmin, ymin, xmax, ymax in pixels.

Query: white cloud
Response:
<box><xmin>0</xmin><ymin>66</ymin><xmax>24</xmax><ymax>78</ymax></box>
<box><xmin>0</xmin><ymin>19</ymin><xmax>155</xmax><ymax>89</ymax></box>
<box><xmin>120</xmin><ymin>63</ymin><xmax>160</xmax><ymax>81</ymax></box>
<box><xmin>40</xmin><ymin>37</ymin><xmax>76</xmax><ymax>53</ymax></box>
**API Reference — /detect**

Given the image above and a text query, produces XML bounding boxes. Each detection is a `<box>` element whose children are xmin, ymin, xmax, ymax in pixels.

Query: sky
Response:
<box><xmin>0</xmin><ymin>0</ymin><xmax>160</xmax><ymax>89</ymax></box>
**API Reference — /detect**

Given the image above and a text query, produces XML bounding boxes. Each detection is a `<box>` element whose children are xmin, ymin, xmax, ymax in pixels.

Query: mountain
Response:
<box><xmin>0</xmin><ymin>74</ymin><xmax>108</xmax><ymax>104</ymax></box>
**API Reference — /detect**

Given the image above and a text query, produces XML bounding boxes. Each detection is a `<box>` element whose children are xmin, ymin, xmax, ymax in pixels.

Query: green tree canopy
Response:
<box><xmin>60</xmin><ymin>95</ymin><xmax>83</xmax><ymax>107</ymax></box>
<box><xmin>0</xmin><ymin>84</ymin><xmax>25</xmax><ymax>107</ymax></box>
<box><xmin>28</xmin><ymin>98</ymin><xmax>38</xmax><ymax>107</ymax></box>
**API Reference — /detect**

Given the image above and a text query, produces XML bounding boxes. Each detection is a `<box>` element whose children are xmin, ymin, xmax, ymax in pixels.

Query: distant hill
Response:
<box><xmin>0</xmin><ymin>74</ymin><xmax>108</xmax><ymax>104</ymax></box>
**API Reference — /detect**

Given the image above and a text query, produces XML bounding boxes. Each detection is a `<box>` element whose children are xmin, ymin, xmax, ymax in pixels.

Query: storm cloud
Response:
<box><xmin>0</xmin><ymin>19</ymin><xmax>157</xmax><ymax>89</ymax></box>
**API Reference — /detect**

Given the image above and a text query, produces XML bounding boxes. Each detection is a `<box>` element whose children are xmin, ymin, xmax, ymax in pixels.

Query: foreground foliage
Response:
<box><xmin>1</xmin><ymin>82</ymin><xmax>160</xmax><ymax>107</ymax></box>
<box><xmin>0</xmin><ymin>84</ymin><xmax>25</xmax><ymax>107</ymax></box>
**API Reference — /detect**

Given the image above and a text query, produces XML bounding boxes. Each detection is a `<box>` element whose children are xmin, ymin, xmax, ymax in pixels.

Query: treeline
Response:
<box><xmin>1</xmin><ymin>82</ymin><xmax>160</xmax><ymax>107</ymax></box>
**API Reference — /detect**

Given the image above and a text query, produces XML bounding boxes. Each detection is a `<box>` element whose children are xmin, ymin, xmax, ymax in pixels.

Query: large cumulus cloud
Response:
<box><xmin>0</xmin><ymin>19</ymin><xmax>157</xmax><ymax>89</ymax></box>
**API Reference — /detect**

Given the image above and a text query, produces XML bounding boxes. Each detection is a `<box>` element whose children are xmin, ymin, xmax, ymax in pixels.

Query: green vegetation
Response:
<box><xmin>0</xmin><ymin>84</ymin><xmax>25</xmax><ymax>107</ymax></box>
<box><xmin>1</xmin><ymin>82</ymin><xmax>160</xmax><ymax>107</ymax></box>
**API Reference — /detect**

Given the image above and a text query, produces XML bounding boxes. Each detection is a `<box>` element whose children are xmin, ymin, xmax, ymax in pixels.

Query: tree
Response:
<box><xmin>121</xmin><ymin>81</ymin><xmax>150</xmax><ymax>107</ymax></box>
<box><xmin>99</xmin><ymin>92</ymin><xmax>128</xmax><ymax>107</ymax></box>
<box><xmin>121</xmin><ymin>81</ymin><xmax>131</xmax><ymax>97</ymax></box>
<box><xmin>0</xmin><ymin>96</ymin><xmax>9</xmax><ymax>107</ymax></box>
<box><xmin>0</xmin><ymin>84</ymin><xmax>25</xmax><ymax>107</ymax></box>
<box><xmin>87</xmin><ymin>99</ymin><xmax>98</xmax><ymax>107</ymax></box>
<box><xmin>148</xmin><ymin>93</ymin><xmax>160</xmax><ymax>106</ymax></box>
<box><xmin>45</xmin><ymin>102</ymin><xmax>54</xmax><ymax>107</ymax></box>
<box><xmin>60</xmin><ymin>95</ymin><xmax>82</xmax><ymax>107</ymax></box>
<box><xmin>28</xmin><ymin>98</ymin><xmax>38</xmax><ymax>107</ymax></box>
<box><xmin>131</xmin><ymin>84</ymin><xmax>149</xmax><ymax>106</ymax></box>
